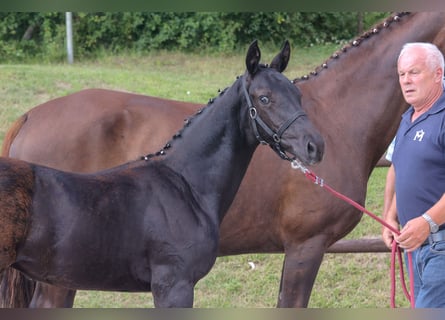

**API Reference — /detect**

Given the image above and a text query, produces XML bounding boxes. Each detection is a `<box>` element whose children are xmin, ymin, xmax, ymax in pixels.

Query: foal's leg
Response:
<box><xmin>29</xmin><ymin>283</ymin><xmax>76</xmax><ymax>308</ymax></box>
<box><xmin>277</xmin><ymin>235</ymin><xmax>327</xmax><ymax>307</ymax></box>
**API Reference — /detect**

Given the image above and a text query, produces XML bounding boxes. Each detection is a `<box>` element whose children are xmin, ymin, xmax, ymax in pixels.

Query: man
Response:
<box><xmin>382</xmin><ymin>42</ymin><xmax>445</xmax><ymax>308</ymax></box>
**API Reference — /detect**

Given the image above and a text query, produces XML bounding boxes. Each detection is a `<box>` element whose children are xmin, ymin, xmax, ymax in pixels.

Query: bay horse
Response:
<box><xmin>0</xmin><ymin>40</ymin><xmax>324</xmax><ymax>308</ymax></box>
<box><xmin>2</xmin><ymin>12</ymin><xmax>445</xmax><ymax>308</ymax></box>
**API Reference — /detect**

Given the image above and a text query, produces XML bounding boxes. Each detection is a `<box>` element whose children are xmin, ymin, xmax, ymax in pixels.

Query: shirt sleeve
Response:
<box><xmin>385</xmin><ymin>137</ymin><xmax>396</xmax><ymax>162</ymax></box>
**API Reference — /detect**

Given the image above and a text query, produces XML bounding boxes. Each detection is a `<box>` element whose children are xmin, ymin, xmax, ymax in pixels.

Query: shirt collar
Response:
<box><xmin>402</xmin><ymin>88</ymin><xmax>445</xmax><ymax>122</ymax></box>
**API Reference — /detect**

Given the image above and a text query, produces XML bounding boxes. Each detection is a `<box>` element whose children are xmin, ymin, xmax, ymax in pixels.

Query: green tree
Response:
<box><xmin>0</xmin><ymin>12</ymin><xmax>389</xmax><ymax>63</ymax></box>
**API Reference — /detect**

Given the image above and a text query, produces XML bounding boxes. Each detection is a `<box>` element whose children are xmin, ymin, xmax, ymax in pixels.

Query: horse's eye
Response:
<box><xmin>259</xmin><ymin>96</ymin><xmax>270</xmax><ymax>105</ymax></box>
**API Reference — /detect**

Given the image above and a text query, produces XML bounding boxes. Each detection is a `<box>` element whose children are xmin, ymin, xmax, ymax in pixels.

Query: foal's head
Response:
<box><xmin>242</xmin><ymin>40</ymin><xmax>324</xmax><ymax>165</ymax></box>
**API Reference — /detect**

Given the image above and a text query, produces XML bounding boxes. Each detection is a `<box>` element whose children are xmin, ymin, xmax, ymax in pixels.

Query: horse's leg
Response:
<box><xmin>29</xmin><ymin>283</ymin><xmax>76</xmax><ymax>308</ymax></box>
<box><xmin>277</xmin><ymin>235</ymin><xmax>327</xmax><ymax>307</ymax></box>
<box><xmin>152</xmin><ymin>278</ymin><xmax>195</xmax><ymax>308</ymax></box>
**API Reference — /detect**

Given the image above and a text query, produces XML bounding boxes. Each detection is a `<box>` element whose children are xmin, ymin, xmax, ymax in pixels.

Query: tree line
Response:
<box><xmin>0</xmin><ymin>12</ymin><xmax>389</xmax><ymax>62</ymax></box>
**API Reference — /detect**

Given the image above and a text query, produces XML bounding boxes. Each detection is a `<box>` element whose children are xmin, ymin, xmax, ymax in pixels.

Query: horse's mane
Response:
<box><xmin>140</xmin><ymin>64</ymin><xmax>275</xmax><ymax>162</ymax></box>
<box><xmin>140</xmin><ymin>84</ymin><xmax>233</xmax><ymax>162</ymax></box>
<box><xmin>293</xmin><ymin>12</ymin><xmax>410</xmax><ymax>83</ymax></box>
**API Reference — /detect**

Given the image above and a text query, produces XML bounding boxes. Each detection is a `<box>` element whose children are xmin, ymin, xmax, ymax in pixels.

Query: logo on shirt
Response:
<box><xmin>413</xmin><ymin>129</ymin><xmax>425</xmax><ymax>142</ymax></box>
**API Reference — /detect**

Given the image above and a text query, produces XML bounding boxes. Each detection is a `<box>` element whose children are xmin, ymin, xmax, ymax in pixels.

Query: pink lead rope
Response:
<box><xmin>290</xmin><ymin>159</ymin><xmax>415</xmax><ymax>308</ymax></box>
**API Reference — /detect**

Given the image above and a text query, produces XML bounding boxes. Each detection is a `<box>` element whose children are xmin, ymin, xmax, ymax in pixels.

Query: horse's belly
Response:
<box><xmin>12</xmin><ymin>258</ymin><xmax>152</xmax><ymax>292</ymax></box>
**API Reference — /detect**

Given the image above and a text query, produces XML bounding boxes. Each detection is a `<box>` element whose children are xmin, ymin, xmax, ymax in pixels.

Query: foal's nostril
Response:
<box><xmin>307</xmin><ymin>140</ymin><xmax>322</xmax><ymax>161</ymax></box>
<box><xmin>307</xmin><ymin>141</ymin><xmax>316</xmax><ymax>156</ymax></box>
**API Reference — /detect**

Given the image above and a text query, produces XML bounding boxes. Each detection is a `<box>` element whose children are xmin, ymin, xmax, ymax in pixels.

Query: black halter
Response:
<box><xmin>242</xmin><ymin>76</ymin><xmax>307</xmax><ymax>162</ymax></box>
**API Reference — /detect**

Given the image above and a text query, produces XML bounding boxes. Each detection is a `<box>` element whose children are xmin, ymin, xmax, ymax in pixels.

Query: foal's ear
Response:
<box><xmin>270</xmin><ymin>40</ymin><xmax>290</xmax><ymax>73</ymax></box>
<box><xmin>246</xmin><ymin>40</ymin><xmax>261</xmax><ymax>76</ymax></box>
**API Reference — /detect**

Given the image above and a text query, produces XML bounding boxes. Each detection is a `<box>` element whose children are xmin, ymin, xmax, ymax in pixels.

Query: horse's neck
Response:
<box><xmin>299</xmin><ymin>12</ymin><xmax>445</xmax><ymax>175</ymax></box>
<box><xmin>162</xmin><ymin>81</ymin><xmax>256</xmax><ymax>221</ymax></box>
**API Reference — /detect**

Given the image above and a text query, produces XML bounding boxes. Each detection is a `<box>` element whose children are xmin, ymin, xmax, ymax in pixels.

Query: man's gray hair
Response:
<box><xmin>399</xmin><ymin>42</ymin><xmax>445</xmax><ymax>74</ymax></box>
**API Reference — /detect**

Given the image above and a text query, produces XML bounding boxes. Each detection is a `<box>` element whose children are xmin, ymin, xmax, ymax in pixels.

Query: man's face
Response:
<box><xmin>397</xmin><ymin>48</ymin><xmax>441</xmax><ymax>108</ymax></box>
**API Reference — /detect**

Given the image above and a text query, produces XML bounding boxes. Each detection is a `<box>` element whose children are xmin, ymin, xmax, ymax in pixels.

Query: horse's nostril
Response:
<box><xmin>307</xmin><ymin>141</ymin><xmax>316</xmax><ymax>156</ymax></box>
<box><xmin>306</xmin><ymin>139</ymin><xmax>324</xmax><ymax>162</ymax></box>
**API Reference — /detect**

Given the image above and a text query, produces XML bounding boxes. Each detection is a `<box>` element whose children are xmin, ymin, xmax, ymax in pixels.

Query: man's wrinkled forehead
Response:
<box><xmin>398</xmin><ymin>48</ymin><xmax>428</xmax><ymax>71</ymax></box>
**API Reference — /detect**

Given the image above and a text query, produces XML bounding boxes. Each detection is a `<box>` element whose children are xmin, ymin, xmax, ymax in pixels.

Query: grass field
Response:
<box><xmin>0</xmin><ymin>44</ymin><xmax>410</xmax><ymax>308</ymax></box>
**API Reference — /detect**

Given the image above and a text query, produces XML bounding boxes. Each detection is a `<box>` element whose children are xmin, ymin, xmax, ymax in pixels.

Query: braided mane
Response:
<box><xmin>293</xmin><ymin>12</ymin><xmax>410</xmax><ymax>83</ymax></box>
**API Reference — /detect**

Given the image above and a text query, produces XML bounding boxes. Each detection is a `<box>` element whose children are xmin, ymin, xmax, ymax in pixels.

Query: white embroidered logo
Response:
<box><xmin>413</xmin><ymin>129</ymin><xmax>425</xmax><ymax>142</ymax></box>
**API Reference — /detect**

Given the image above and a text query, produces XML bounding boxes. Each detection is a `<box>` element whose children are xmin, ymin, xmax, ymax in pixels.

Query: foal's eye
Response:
<box><xmin>259</xmin><ymin>96</ymin><xmax>270</xmax><ymax>105</ymax></box>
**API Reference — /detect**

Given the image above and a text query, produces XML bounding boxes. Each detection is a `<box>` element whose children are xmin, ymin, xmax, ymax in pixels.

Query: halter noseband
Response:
<box><xmin>242</xmin><ymin>76</ymin><xmax>307</xmax><ymax>161</ymax></box>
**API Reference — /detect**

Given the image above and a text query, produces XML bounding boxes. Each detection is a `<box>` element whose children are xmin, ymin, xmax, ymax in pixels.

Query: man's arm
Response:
<box><xmin>382</xmin><ymin>164</ymin><xmax>399</xmax><ymax>248</ymax></box>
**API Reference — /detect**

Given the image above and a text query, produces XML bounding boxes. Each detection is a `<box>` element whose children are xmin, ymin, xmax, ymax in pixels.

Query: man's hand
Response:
<box><xmin>394</xmin><ymin>216</ymin><xmax>430</xmax><ymax>252</ymax></box>
<box><xmin>382</xmin><ymin>219</ymin><xmax>399</xmax><ymax>249</ymax></box>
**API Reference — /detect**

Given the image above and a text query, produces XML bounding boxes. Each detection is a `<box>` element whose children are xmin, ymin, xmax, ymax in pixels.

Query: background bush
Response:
<box><xmin>0</xmin><ymin>12</ymin><xmax>389</xmax><ymax>63</ymax></box>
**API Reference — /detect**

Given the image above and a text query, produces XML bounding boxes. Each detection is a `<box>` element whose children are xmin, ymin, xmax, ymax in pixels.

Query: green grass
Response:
<box><xmin>0</xmin><ymin>44</ymin><xmax>409</xmax><ymax>308</ymax></box>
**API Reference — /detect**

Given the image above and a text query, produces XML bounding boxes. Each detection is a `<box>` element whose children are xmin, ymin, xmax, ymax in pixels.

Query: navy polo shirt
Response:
<box><xmin>392</xmin><ymin>90</ymin><xmax>445</xmax><ymax>227</ymax></box>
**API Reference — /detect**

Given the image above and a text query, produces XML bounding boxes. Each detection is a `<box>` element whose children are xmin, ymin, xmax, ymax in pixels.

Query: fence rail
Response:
<box><xmin>327</xmin><ymin>237</ymin><xmax>389</xmax><ymax>253</ymax></box>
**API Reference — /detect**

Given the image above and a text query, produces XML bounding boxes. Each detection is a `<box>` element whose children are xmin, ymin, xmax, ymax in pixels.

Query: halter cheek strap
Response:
<box><xmin>242</xmin><ymin>77</ymin><xmax>307</xmax><ymax>161</ymax></box>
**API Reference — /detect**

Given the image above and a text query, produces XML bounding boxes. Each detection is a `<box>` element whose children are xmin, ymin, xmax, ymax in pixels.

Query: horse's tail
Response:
<box><xmin>0</xmin><ymin>268</ymin><xmax>35</xmax><ymax>307</ymax></box>
<box><xmin>0</xmin><ymin>113</ymin><xmax>35</xmax><ymax>307</ymax></box>
<box><xmin>1</xmin><ymin>113</ymin><xmax>28</xmax><ymax>156</ymax></box>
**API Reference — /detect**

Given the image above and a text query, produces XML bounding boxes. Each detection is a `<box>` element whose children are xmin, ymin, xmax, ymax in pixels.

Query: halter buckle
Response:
<box><xmin>273</xmin><ymin>134</ymin><xmax>281</xmax><ymax>143</ymax></box>
<box><xmin>249</xmin><ymin>107</ymin><xmax>257</xmax><ymax>120</ymax></box>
